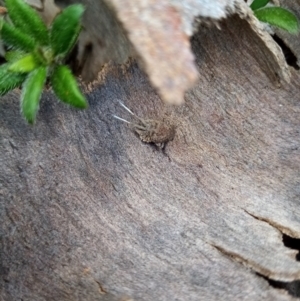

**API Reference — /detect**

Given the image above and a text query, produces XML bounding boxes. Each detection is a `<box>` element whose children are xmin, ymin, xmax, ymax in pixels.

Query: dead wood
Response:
<box><xmin>5</xmin><ymin>0</ymin><xmax>294</xmax><ymax>104</ymax></box>
<box><xmin>1</xmin><ymin>2</ymin><xmax>300</xmax><ymax>301</ymax></box>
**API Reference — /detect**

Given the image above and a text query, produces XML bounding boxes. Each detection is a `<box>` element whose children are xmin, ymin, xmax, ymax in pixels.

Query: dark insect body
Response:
<box><xmin>113</xmin><ymin>101</ymin><xmax>175</xmax><ymax>149</ymax></box>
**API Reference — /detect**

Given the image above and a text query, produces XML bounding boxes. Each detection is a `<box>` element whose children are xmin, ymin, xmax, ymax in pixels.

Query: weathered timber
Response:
<box><xmin>1</xmin><ymin>8</ymin><xmax>300</xmax><ymax>301</ymax></box>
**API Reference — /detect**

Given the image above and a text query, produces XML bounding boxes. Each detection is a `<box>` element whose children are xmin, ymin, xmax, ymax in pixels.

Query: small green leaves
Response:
<box><xmin>21</xmin><ymin>66</ymin><xmax>47</xmax><ymax>124</ymax></box>
<box><xmin>0</xmin><ymin>63</ymin><xmax>26</xmax><ymax>96</ymax></box>
<box><xmin>5</xmin><ymin>0</ymin><xmax>48</xmax><ymax>45</ymax></box>
<box><xmin>0</xmin><ymin>15</ymin><xmax>5</xmax><ymax>30</ymax></box>
<box><xmin>250</xmin><ymin>0</ymin><xmax>299</xmax><ymax>34</ymax></box>
<box><xmin>0</xmin><ymin>1</ymin><xmax>86</xmax><ymax>124</ymax></box>
<box><xmin>1</xmin><ymin>22</ymin><xmax>35</xmax><ymax>51</ymax></box>
<box><xmin>50</xmin><ymin>4</ymin><xmax>84</xmax><ymax>57</ymax></box>
<box><xmin>9</xmin><ymin>53</ymin><xmax>39</xmax><ymax>73</ymax></box>
<box><xmin>250</xmin><ymin>0</ymin><xmax>270</xmax><ymax>11</ymax></box>
<box><xmin>51</xmin><ymin>65</ymin><xmax>87</xmax><ymax>109</ymax></box>
<box><xmin>5</xmin><ymin>50</ymin><xmax>25</xmax><ymax>62</ymax></box>
<box><xmin>254</xmin><ymin>7</ymin><xmax>299</xmax><ymax>34</ymax></box>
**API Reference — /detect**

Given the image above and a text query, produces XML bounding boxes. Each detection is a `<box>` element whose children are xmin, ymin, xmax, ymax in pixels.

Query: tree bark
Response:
<box><xmin>1</xmin><ymin>3</ymin><xmax>300</xmax><ymax>301</ymax></box>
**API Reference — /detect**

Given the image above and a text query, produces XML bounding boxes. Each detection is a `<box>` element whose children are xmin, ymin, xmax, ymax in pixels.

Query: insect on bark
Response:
<box><xmin>113</xmin><ymin>100</ymin><xmax>176</xmax><ymax>149</ymax></box>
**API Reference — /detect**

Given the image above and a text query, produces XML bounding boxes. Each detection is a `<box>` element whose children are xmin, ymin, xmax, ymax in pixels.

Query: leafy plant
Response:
<box><xmin>0</xmin><ymin>0</ymin><xmax>87</xmax><ymax>124</ymax></box>
<box><xmin>250</xmin><ymin>0</ymin><xmax>299</xmax><ymax>34</ymax></box>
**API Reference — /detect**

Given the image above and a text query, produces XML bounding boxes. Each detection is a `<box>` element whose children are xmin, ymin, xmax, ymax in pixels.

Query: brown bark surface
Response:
<box><xmin>1</xmin><ymin>9</ymin><xmax>300</xmax><ymax>301</ymax></box>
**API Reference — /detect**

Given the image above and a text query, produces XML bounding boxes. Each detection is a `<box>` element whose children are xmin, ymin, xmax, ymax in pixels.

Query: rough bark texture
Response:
<box><xmin>56</xmin><ymin>0</ymin><xmax>293</xmax><ymax>106</ymax></box>
<box><xmin>1</xmin><ymin>2</ymin><xmax>300</xmax><ymax>301</ymax></box>
<box><xmin>38</xmin><ymin>0</ymin><xmax>293</xmax><ymax>105</ymax></box>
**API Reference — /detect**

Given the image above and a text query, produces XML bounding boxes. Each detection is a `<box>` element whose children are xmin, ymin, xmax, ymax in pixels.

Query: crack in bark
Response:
<box><xmin>209</xmin><ymin>210</ymin><xmax>300</xmax><ymax>297</ymax></box>
<box><xmin>272</xmin><ymin>34</ymin><xmax>299</xmax><ymax>70</ymax></box>
<box><xmin>243</xmin><ymin>209</ymin><xmax>300</xmax><ymax>239</ymax></box>
<box><xmin>283</xmin><ymin>234</ymin><xmax>300</xmax><ymax>262</ymax></box>
<box><xmin>211</xmin><ymin>244</ymin><xmax>300</xmax><ymax>298</ymax></box>
<box><xmin>256</xmin><ymin>273</ymin><xmax>300</xmax><ymax>299</ymax></box>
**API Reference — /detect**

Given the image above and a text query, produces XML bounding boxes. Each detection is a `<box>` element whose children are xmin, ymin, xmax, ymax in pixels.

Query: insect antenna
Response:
<box><xmin>117</xmin><ymin>100</ymin><xmax>135</xmax><ymax>115</ymax></box>
<box><xmin>116</xmin><ymin>100</ymin><xmax>144</xmax><ymax>123</ymax></box>
<box><xmin>112</xmin><ymin>115</ymin><xmax>132</xmax><ymax>124</ymax></box>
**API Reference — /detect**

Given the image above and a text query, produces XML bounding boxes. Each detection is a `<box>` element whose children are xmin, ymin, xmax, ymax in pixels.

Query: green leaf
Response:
<box><xmin>5</xmin><ymin>50</ymin><xmax>25</xmax><ymax>62</ymax></box>
<box><xmin>5</xmin><ymin>0</ymin><xmax>49</xmax><ymax>45</ymax></box>
<box><xmin>21</xmin><ymin>66</ymin><xmax>47</xmax><ymax>124</ymax></box>
<box><xmin>9</xmin><ymin>53</ymin><xmax>39</xmax><ymax>73</ymax></box>
<box><xmin>254</xmin><ymin>7</ymin><xmax>299</xmax><ymax>34</ymax></box>
<box><xmin>0</xmin><ymin>63</ymin><xmax>26</xmax><ymax>96</ymax></box>
<box><xmin>250</xmin><ymin>0</ymin><xmax>270</xmax><ymax>11</ymax></box>
<box><xmin>32</xmin><ymin>46</ymin><xmax>54</xmax><ymax>66</ymax></box>
<box><xmin>1</xmin><ymin>22</ymin><xmax>35</xmax><ymax>51</ymax></box>
<box><xmin>0</xmin><ymin>15</ymin><xmax>4</xmax><ymax>30</ymax></box>
<box><xmin>50</xmin><ymin>4</ymin><xmax>84</xmax><ymax>57</ymax></box>
<box><xmin>51</xmin><ymin>65</ymin><xmax>87</xmax><ymax>109</ymax></box>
